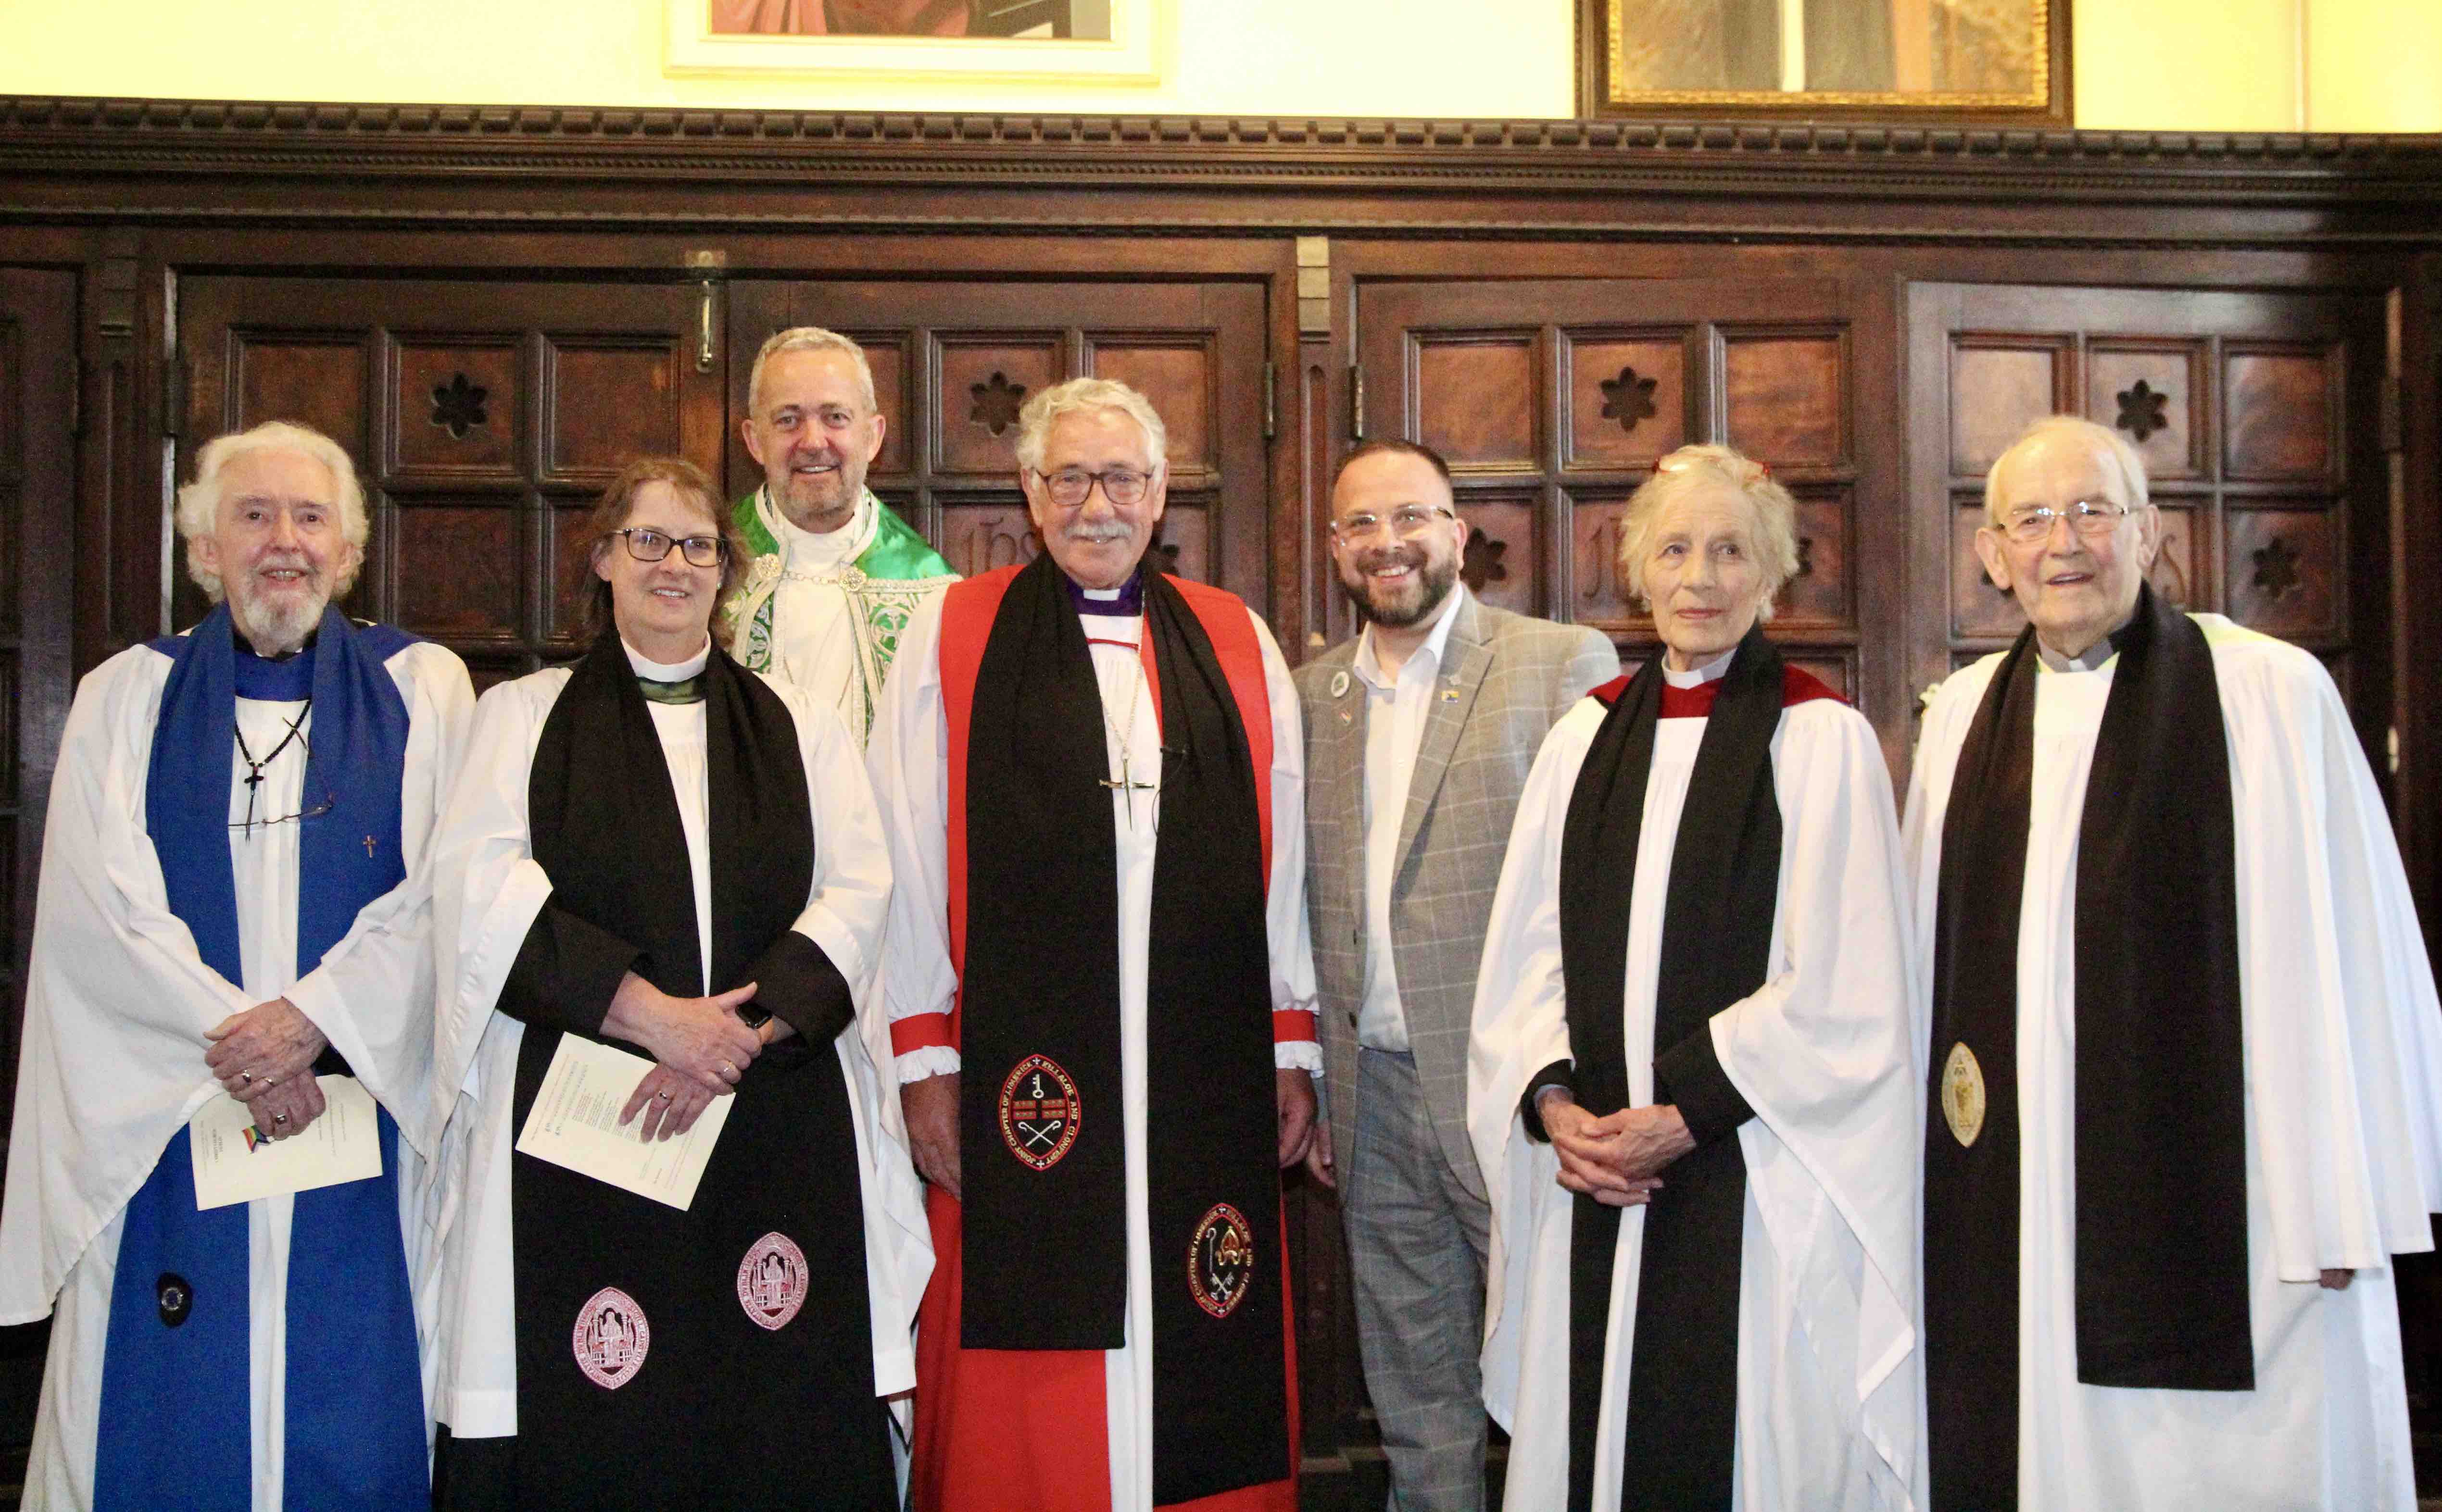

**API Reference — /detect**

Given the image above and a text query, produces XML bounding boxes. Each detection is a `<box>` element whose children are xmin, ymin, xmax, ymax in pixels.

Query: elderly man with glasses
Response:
<box><xmin>869</xmin><ymin>376</ymin><xmax>1319</xmax><ymax>1511</ymax></box>
<box><xmin>1296</xmin><ymin>439</ymin><xmax>1615</xmax><ymax>1511</ymax></box>
<box><xmin>1907</xmin><ymin>414</ymin><xmax>2442</xmax><ymax>1510</ymax></box>
<box><xmin>0</xmin><ymin>421</ymin><xmax>474</xmax><ymax>1509</ymax></box>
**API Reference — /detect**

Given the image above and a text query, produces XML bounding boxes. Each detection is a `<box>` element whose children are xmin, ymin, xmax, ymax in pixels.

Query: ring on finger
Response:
<box><xmin>722</xmin><ymin>1061</ymin><xmax>738</xmax><ymax>1077</ymax></box>
<box><xmin>240</xmin><ymin>1070</ymin><xmax>254</xmax><ymax>1085</ymax></box>
<box><xmin>656</xmin><ymin>1089</ymin><xmax>673</xmax><ymax>1100</ymax></box>
<box><xmin>274</xmin><ymin>1112</ymin><xmax>290</xmax><ymax>1125</ymax></box>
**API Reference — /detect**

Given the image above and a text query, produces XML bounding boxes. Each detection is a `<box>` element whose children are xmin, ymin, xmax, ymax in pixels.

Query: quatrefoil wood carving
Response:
<box><xmin>1599</xmin><ymin>365</ymin><xmax>1660</xmax><ymax>435</ymax></box>
<box><xmin>2251</xmin><ymin>534</ymin><xmax>2301</xmax><ymax>600</ymax></box>
<box><xmin>2115</xmin><ymin>379</ymin><xmax>2170</xmax><ymax>443</ymax></box>
<box><xmin>1461</xmin><ymin>526</ymin><xmax>1507</xmax><ymax>592</ymax></box>
<box><xmin>429</xmin><ymin>372</ymin><xmax>489</xmax><ymax>439</ymax></box>
<box><xmin>970</xmin><ymin>371</ymin><xmax>1027</xmax><ymax>435</ymax></box>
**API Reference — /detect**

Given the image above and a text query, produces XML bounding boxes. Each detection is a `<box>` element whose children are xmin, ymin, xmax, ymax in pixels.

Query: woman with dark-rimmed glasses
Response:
<box><xmin>426</xmin><ymin>456</ymin><xmax>927</xmax><ymax>1510</ymax></box>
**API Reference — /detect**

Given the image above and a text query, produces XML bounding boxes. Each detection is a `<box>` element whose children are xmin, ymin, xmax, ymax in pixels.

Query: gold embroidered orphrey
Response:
<box><xmin>1942</xmin><ymin>1040</ymin><xmax>1987</xmax><ymax>1148</ymax></box>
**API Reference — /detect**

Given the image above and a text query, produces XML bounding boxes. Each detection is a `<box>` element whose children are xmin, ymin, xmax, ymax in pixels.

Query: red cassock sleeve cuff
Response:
<box><xmin>890</xmin><ymin>1011</ymin><xmax>955</xmax><ymax>1058</ymax></box>
<box><xmin>1272</xmin><ymin>1008</ymin><xmax>1318</xmax><ymax>1046</ymax></box>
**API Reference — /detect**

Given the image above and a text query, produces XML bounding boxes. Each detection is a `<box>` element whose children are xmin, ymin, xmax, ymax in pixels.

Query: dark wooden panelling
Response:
<box><xmin>1719</xmin><ymin>328</ymin><xmax>1849</xmax><ymax>469</ymax></box>
<box><xmin>1562</xmin><ymin>331</ymin><xmax>1688</xmax><ymax>470</ymax></box>
<box><xmin>1413</xmin><ymin>335</ymin><xmax>1539</xmax><ymax>469</ymax></box>
<box><xmin>181</xmin><ymin>279</ymin><xmax>723</xmax><ymax>680</ymax></box>
<box><xmin>1359</xmin><ymin>277</ymin><xmax>1881</xmax><ymax>766</ymax></box>
<box><xmin>1907</xmin><ymin>285</ymin><xmax>2386</xmax><ymax>797</ymax></box>
<box><xmin>935</xmin><ymin>336</ymin><xmax>1057</xmax><ymax>475</ymax></box>
<box><xmin>1950</xmin><ymin>337</ymin><xmax>2072</xmax><ymax>477</ymax></box>
<box><xmin>2225</xmin><ymin>343</ymin><xmax>2340</xmax><ymax>485</ymax></box>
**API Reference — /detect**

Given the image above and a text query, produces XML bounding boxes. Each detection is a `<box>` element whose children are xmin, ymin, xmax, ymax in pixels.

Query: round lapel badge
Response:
<box><xmin>1942</xmin><ymin>1041</ymin><xmax>1987</xmax><ymax>1149</ymax></box>
<box><xmin>998</xmin><ymin>1054</ymin><xmax>1083</xmax><ymax>1172</ymax></box>
<box><xmin>1328</xmin><ymin>669</ymin><xmax>1351</xmax><ymax>700</ymax></box>
<box><xmin>737</xmin><ymin>1232</ymin><xmax>809</xmax><ymax>1331</ymax></box>
<box><xmin>1188</xmin><ymin>1203</ymin><xmax>1256</xmax><ymax>1320</ymax></box>
<box><xmin>573</xmin><ymin>1286</ymin><xmax>650</xmax><ymax>1389</ymax></box>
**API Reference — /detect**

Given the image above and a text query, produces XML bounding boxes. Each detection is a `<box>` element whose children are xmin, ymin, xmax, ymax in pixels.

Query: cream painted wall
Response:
<box><xmin>0</xmin><ymin>0</ymin><xmax>2432</xmax><ymax>131</ymax></box>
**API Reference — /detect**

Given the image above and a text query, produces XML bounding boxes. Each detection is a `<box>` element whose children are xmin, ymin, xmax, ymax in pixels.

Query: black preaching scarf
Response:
<box><xmin>1924</xmin><ymin>583</ymin><xmax>2250</xmax><ymax>1512</ymax></box>
<box><xmin>471</xmin><ymin>629</ymin><xmax>887</xmax><ymax>1510</ymax></box>
<box><xmin>1554</xmin><ymin>624</ymin><xmax>1786</xmax><ymax>1512</ymax></box>
<box><xmin>958</xmin><ymin>554</ymin><xmax>1288</xmax><ymax>1505</ymax></box>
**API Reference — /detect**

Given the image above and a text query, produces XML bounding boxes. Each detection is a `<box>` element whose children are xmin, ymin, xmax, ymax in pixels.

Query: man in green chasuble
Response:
<box><xmin>728</xmin><ymin>325</ymin><xmax>957</xmax><ymax>742</ymax></box>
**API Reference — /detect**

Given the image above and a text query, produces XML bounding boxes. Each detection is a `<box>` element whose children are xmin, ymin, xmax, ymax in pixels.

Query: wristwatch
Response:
<box><xmin>737</xmin><ymin>1002</ymin><xmax>773</xmax><ymax>1031</ymax></box>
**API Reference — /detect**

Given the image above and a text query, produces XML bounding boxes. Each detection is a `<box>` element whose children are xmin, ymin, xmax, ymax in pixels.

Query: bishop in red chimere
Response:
<box><xmin>866</xmin><ymin>377</ymin><xmax>1320</xmax><ymax>1512</ymax></box>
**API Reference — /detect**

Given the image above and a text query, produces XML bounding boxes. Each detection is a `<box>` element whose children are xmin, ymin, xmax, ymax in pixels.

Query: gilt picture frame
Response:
<box><xmin>1577</xmin><ymin>0</ymin><xmax>2070</xmax><ymax>125</ymax></box>
<box><xmin>666</xmin><ymin>0</ymin><xmax>1161</xmax><ymax>86</ymax></box>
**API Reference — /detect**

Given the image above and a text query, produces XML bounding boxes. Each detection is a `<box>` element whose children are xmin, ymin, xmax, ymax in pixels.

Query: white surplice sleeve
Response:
<box><xmin>1714</xmin><ymin>700</ymin><xmax>1924</xmax><ymax>1510</ymax></box>
<box><xmin>2209</xmin><ymin>624</ymin><xmax>2442</xmax><ymax>1278</ymax></box>
<box><xmin>0</xmin><ymin>648</ymin><xmax>256</xmax><ymax>1321</ymax></box>
<box><xmin>762</xmin><ymin>672</ymin><xmax>931</xmax><ymax>1397</ymax></box>
<box><xmin>865</xmin><ymin>591</ymin><xmax>962</xmax><ymax>1090</ymax></box>
<box><xmin>282</xmin><ymin>640</ymin><xmax>474</xmax><ymax>1159</ymax></box>
<box><xmin>1466</xmin><ymin>695</ymin><xmax>1604</xmax><ymax>1427</ymax></box>
<box><xmin>1252</xmin><ymin>610</ymin><xmax>1322</xmax><ymax>1074</ymax></box>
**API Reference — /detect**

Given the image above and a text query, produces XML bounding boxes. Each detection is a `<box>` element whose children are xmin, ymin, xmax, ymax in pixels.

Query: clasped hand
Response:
<box><xmin>205</xmin><ymin>997</ymin><xmax>327</xmax><ymax>1140</ymax></box>
<box><xmin>1541</xmin><ymin>1094</ymin><xmax>1696</xmax><ymax>1208</ymax></box>
<box><xmin>604</xmin><ymin>973</ymin><xmax>775</xmax><ymax>1142</ymax></box>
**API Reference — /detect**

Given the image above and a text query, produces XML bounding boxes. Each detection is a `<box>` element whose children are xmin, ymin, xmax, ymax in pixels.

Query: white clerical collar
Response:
<box><xmin>2035</xmin><ymin>622</ymin><xmax>2133</xmax><ymax>675</ymax></box>
<box><xmin>1353</xmin><ymin>584</ymin><xmax>1467</xmax><ymax>692</ymax></box>
<box><xmin>1662</xmin><ymin>644</ymin><xmax>1736</xmax><ymax>689</ymax></box>
<box><xmin>766</xmin><ymin>487</ymin><xmax>873</xmax><ymax>570</ymax></box>
<box><xmin>623</xmin><ymin>638</ymin><xmax>710</xmax><ymax>680</ymax></box>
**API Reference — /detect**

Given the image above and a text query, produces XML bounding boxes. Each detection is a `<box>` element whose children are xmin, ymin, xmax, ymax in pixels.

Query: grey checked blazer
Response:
<box><xmin>1297</xmin><ymin>589</ymin><xmax>1619</xmax><ymax>1197</ymax></box>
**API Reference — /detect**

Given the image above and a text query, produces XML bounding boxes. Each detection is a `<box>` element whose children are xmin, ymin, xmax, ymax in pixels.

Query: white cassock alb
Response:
<box><xmin>1470</xmin><ymin>675</ymin><xmax>1925</xmax><ymax>1512</ymax></box>
<box><xmin>425</xmin><ymin>639</ymin><xmax>930</xmax><ymax>1438</ymax></box>
<box><xmin>0</xmin><ymin>634</ymin><xmax>471</xmax><ymax>1510</ymax></box>
<box><xmin>867</xmin><ymin>585</ymin><xmax>1320</xmax><ymax>1512</ymax></box>
<box><xmin>1904</xmin><ymin>614</ymin><xmax>2442</xmax><ymax>1510</ymax></box>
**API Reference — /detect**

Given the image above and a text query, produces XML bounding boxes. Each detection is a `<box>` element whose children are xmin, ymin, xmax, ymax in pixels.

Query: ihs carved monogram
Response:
<box><xmin>969</xmin><ymin>371</ymin><xmax>1027</xmax><ymax>436</ymax></box>
<box><xmin>429</xmin><ymin>372</ymin><xmax>489</xmax><ymax>439</ymax></box>
<box><xmin>2251</xmin><ymin>534</ymin><xmax>2301</xmax><ymax>600</ymax></box>
<box><xmin>2115</xmin><ymin>379</ymin><xmax>2170</xmax><ymax>443</ymax></box>
<box><xmin>1599</xmin><ymin>365</ymin><xmax>1660</xmax><ymax>435</ymax></box>
<box><xmin>1461</xmin><ymin>525</ymin><xmax>1506</xmax><ymax>593</ymax></box>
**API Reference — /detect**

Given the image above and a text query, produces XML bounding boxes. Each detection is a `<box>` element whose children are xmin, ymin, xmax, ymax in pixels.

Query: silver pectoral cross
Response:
<box><xmin>1100</xmin><ymin>746</ymin><xmax>1160</xmax><ymax>832</ymax></box>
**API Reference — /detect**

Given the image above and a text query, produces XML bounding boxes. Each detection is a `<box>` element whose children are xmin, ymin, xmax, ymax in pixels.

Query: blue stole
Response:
<box><xmin>94</xmin><ymin>606</ymin><xmax>428</xmax><ymax>1511</ymax></box>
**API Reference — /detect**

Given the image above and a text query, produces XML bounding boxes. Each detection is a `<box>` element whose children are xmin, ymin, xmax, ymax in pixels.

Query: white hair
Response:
<box><xmin>1013</xmin><ymin>377</ymin><xmax>1169</xmax><ymax>476</ymax></box>
<box><xmin>1984</xmin><ymin>415</ymin><xmax>2151</xmax><ymax>525</ymax></box>
<box><xmin>176</xmin><ymin>421</ymin><xmax>367</xmax><ymax>602</ymax></box>
<box><xmin>1615</xmin><ymin>443</ymin><xmax>1802</xmax><ymax>621</ymax></box>
<box><xmin>746</xmin><ymin>326</ymin><xmax>879</xmax><ymax>416</ymax></box>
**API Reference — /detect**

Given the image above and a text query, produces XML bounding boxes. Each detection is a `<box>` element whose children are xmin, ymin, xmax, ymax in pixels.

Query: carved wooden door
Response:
<box><xmin>177</xmin><ymin>277</ymin><xmax>728</xmax><ymax>690</ymax></box>
<box><xmin>1905</xmin><ymin>282</ymin><xmax>2394</xmax><ymax>772</ymax></box>
<box><xmin>725</xmin><ymin>279</ymin><xmax>1272</xmax><ymax>612</ymax></box>
<box><xmin>0</xmin><ymin>268</ymin><xmax>74</xmax><ymax>1135</ymax></box>
<box><xmin>1355</xmin><ymin>276</ymin><xmax>1897</xmax><ymax>752</ymax></box>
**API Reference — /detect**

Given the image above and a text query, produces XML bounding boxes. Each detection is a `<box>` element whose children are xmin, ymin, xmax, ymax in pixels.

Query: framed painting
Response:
<box><xmin>1577</xmin><ymin>0</ymin><xmax>2069</xmax><ymax>125</ymax></box>
<box><xmin>666</xmin><ymin>0</ymin><xmax>1161</xmax><ymax>84</ymax></box>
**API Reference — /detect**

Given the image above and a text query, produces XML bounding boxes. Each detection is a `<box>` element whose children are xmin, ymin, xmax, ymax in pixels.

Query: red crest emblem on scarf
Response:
<box><xmin>1187</xmin><ymin>1203</ymin><xmax>1256</xmax><ymax>1320</ymax></box>
<box><xmin>737</xmin><ymin>1232</ymin><xmax>809</xmax><ymax>1331</ymax></box>
<box><xmin>572</xmin><ymin>1286</ymin><xmax>650</xmax><ymax>1389</ymax></box>
<box><xmin>998</xmin><ymin>1054</ymin><xmax>1083</xmax><ymax>1172</ymax></box>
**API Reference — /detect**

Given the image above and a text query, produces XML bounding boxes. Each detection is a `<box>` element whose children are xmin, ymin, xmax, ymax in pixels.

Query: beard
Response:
<box><xmin>227</xmin><ymin>562</ymin><xmax>332</xmax><ymax>656</ymax></box>
<box><xmin>769</xmin><ymin>455</ymin><xmax>863</xmax><ymax>531</ymax></box>
<box><xmin>1335</xmin><ymin>545</ymin><xmax>1459</xmax><ymax>629</ymax></box>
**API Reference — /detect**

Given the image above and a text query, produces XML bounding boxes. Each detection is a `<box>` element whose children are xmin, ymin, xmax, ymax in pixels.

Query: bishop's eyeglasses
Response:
<box><xmin>1032</xmin><ymin>468</ymin><xmax>1153</xmax><ymax>508</ymax></box>
<box><xmin>1997</xmin><ymin>500</ymin><xmax>2137</xmax><ymax>545</ymax></box>
<box><xmin>608</xmin><ymin>527</ymin><xmax>728</xmax><ymax>567</ymax></box>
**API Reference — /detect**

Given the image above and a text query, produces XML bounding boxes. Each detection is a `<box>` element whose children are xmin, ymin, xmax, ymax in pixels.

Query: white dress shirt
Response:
<box><xmin>1353</xmin><ymin>586</ymin><xmax>1469</xmax><ymax>1052</ymax></box>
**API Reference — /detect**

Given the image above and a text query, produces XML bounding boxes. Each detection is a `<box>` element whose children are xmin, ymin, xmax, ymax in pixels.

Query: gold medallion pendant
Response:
<box><xmin>1942</xmin><ymin>1041</ymin><xmax>1987</xmax><ymax>1148</ymax></box>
